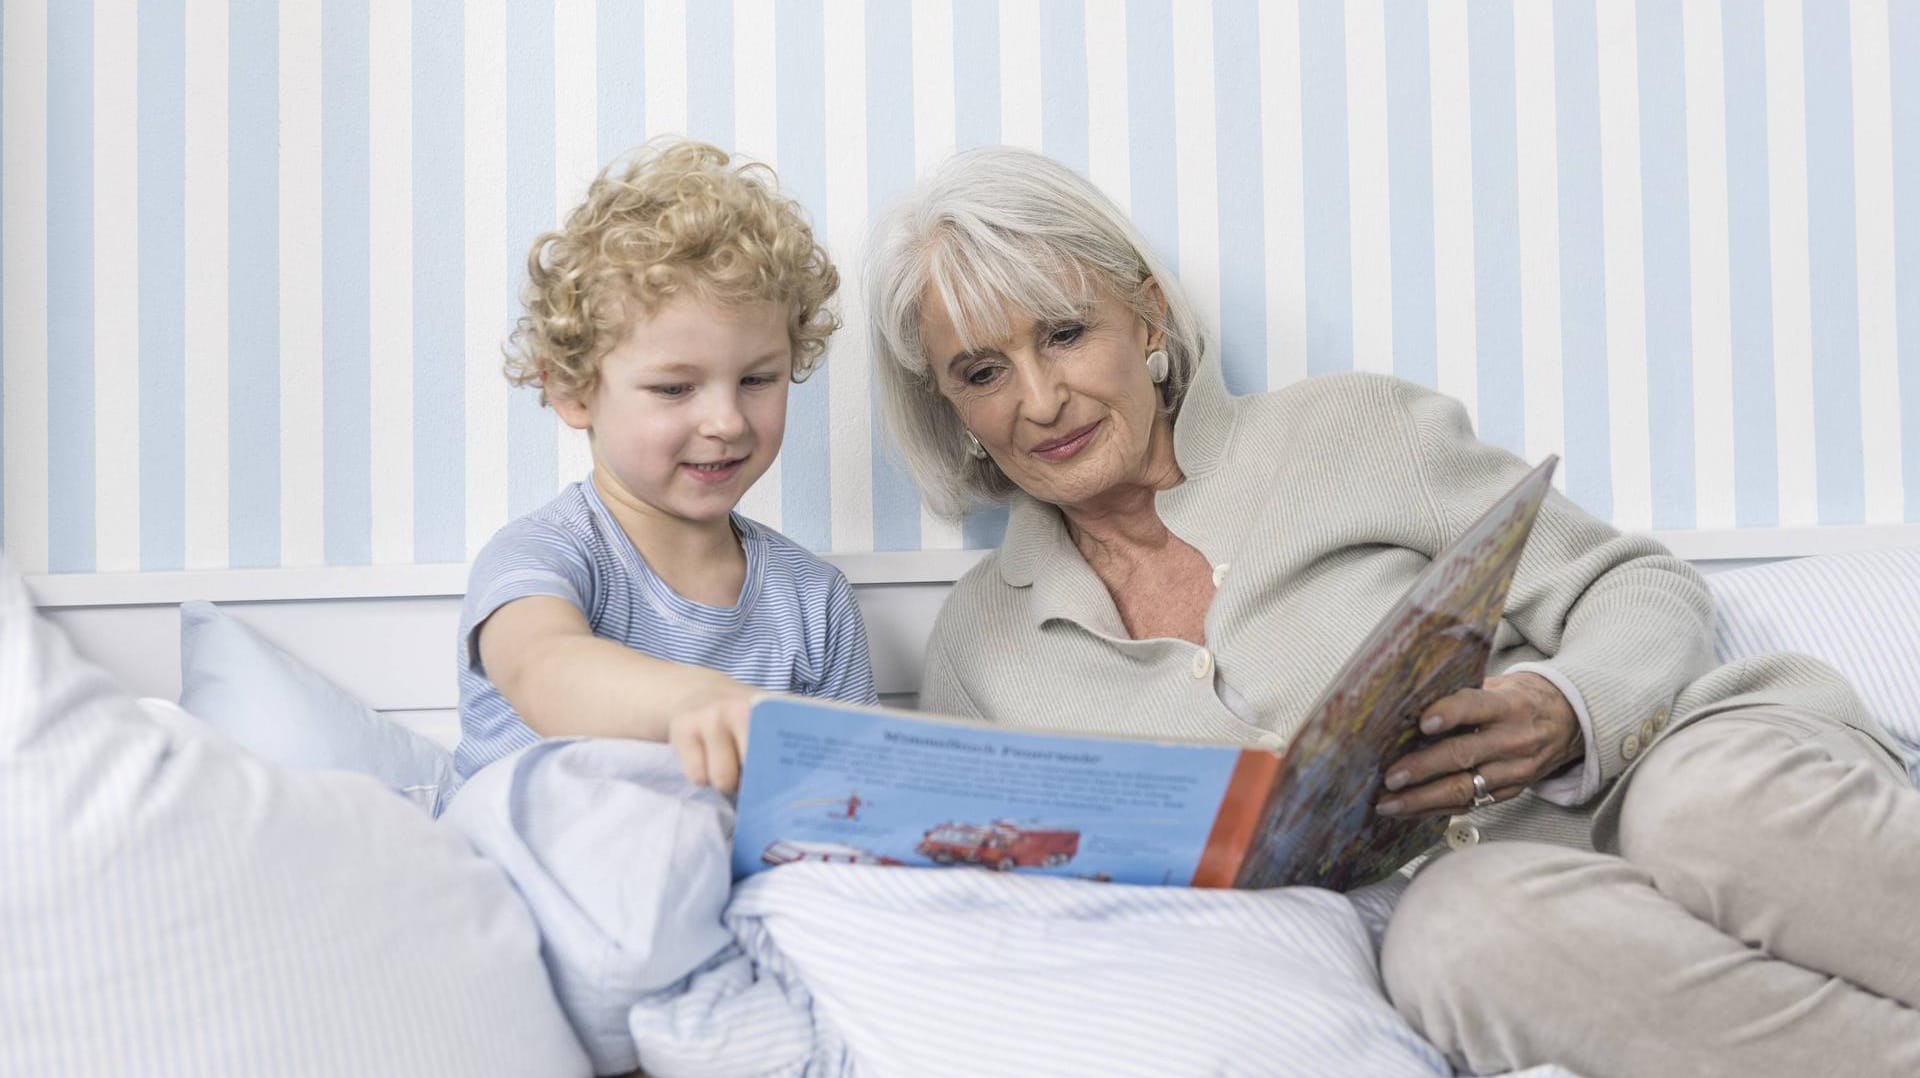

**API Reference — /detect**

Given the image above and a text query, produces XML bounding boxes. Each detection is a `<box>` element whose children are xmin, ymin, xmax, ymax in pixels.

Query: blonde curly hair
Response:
<box><xmin>506</xmin><ymin>138</ymin><xmax>841</xmax><ymax>404</ymax></box>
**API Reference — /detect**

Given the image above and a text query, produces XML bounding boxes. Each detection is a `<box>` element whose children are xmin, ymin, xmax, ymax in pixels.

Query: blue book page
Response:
<box><xmin>731</xmin><ymin>698</ymin><xmax>1244</xmax><ymax>886</ymax></box>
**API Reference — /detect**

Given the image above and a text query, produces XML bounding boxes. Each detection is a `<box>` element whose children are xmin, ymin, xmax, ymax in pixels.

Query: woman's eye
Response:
<box><xmin>1047</xmin><ymin>324</ymin><xmax>1086</xmax><ymax>347</ymax></box>
<box><xmin>965</xmin><ymin>366</ymin><xmax>1001</xmax><ymax>387</ymax></box>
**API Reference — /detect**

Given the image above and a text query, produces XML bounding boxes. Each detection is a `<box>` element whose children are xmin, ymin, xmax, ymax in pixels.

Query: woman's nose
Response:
<box><xmin>1014</xmin><ymin>363</ymin><xmax>1068</xmax><ymax>424</ymax></box>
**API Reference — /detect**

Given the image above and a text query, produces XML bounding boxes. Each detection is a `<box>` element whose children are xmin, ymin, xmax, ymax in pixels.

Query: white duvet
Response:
<box><xmin>445</xmin><ymin>737</ymin><xmax>1575</xmax><ymax>1078</ymax></box>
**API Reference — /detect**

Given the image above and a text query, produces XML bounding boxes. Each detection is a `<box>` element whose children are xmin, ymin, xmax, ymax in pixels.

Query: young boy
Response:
<box><xmin>455</xmin><ymin>139</ymin><xmax>877</xmax><ymax>793</ymax></box>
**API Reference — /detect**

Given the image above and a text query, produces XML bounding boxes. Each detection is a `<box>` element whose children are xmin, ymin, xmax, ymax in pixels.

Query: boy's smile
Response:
<box><xmin>552</xmin><ymin>292</ymin><xmax>792</xmax><ymax>542</ymax></box>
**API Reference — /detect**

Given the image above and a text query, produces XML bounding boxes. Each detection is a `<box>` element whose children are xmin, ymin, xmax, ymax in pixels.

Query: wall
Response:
<box><xmin>4</xmin><ymin>0</ymin><xmax>1918</xmax><ymax>577</ymax></box>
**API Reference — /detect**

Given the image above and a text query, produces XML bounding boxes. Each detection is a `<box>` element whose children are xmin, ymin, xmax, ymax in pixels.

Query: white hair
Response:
<box><xmin>863</xmin><ymin>145</ymin><xmax>1211</xmax><ymax>520</ymax></box>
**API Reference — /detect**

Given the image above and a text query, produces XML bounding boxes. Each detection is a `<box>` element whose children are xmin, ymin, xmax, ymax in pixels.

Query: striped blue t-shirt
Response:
<box><xmin>454</xmin><ymin>479</ymin><xmax>878</xmax><ymax>777</ymax></box>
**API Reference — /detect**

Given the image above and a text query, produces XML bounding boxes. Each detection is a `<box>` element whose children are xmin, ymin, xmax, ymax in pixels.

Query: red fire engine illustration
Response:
<box><xmin>916</xmin><ymin>820</ymin><xmax>1081</xmax><ymax>871</ymax></box>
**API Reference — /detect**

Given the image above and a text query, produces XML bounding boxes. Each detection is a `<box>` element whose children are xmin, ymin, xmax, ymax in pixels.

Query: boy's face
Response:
<box><xmin>555</xmin><ymin>292</ymin><xmax>792</xmax><ymax>530</ymax></box>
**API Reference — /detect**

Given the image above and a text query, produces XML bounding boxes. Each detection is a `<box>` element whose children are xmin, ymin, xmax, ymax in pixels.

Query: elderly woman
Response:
<box><xmin>863</xmin><ymin>146</ymin><xmax>1920</xmax><ymax>1076</ymax></box>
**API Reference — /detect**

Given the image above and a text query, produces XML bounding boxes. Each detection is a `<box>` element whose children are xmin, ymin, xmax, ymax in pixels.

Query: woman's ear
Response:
<box><xmin>1138</xmin><ymin>277</ymin><xmax>1170</xmax><ymax>352</ymax></box>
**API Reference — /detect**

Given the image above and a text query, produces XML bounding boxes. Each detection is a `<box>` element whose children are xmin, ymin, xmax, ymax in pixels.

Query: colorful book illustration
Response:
<box><xmin>732</xmin><ymin>456</ymin><xmax>1559</xmax><ymax>892</ymax></box>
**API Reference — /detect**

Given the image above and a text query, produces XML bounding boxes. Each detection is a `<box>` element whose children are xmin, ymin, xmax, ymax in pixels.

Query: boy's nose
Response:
<box><xmin>699</xmin><ymin>393</ymin><xmax>748</xmax><ymax>439</ymax></box>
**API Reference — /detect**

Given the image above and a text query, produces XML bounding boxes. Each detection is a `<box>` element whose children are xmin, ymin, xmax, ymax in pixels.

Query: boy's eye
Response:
<box><xmin>1046</xmin><ymin>323</ymin><xmax>1086</xmax><ymax>347</ymax></box>
<box><xmin>651</xmin><ymin>384</ymin><xmax>692</xmax><ymax>398</ymax></box>
<box><xmin>741</xmin><ymin>374</ymin><xmax>776</xmax><ymax>388</ymax></box>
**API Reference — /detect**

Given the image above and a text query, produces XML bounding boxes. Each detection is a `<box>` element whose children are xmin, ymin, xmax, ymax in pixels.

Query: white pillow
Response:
<box><xmin>0</xmin><ymin>557</ymin><xmax>591</xmax><ymax>1076</ymax></box>
<box><xmin>1707</xmin><ymin>547</ymin><xmax>1920</xmax><ymax>780</ymax></box>
<box><xmin>177</xmin><ymin>599</ymin><xmax>460</xmax><ymax>814</ymax></box>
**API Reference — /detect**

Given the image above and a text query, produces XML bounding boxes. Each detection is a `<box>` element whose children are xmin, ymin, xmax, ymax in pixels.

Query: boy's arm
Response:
<box><xmin>476</xmin><ymin>595</ymin><xmax>759</xmax><ymax>790</ymax></box>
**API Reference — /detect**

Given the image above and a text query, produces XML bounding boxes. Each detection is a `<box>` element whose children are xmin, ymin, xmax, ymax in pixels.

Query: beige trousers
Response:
<box><xmin>1380</xmin><ymin>708</ymin><xmax>1920</xmax><ymax>1077</ymax></box>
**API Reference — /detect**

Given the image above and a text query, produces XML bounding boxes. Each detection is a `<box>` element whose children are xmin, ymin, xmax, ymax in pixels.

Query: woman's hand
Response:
<box><xmin>1374</xmin><ymin>672</ymin><xmax>1583</xmax><ymax>818</ymax></box>
<box><xmin>666</xmin><ymin>686</ymin><xmax>764</xmax><ymax>795</ymax></box>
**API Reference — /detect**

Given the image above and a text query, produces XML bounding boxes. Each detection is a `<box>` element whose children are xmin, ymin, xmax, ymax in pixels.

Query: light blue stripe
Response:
<box><xmin>1723</xmin><ymin>2</ymin><xmax>1780</xmax><ymax>527</ymax></box>
<box><xmin>775</xmin><ymin>0</ymin><xmax>830</xmax><ymax>551</ymax></box>
<box><xmin>1801</xmin><ymin>0</ymin><xmax>1865</xmax><ymax>525</ymax></box>
<box><xmin>1213</xmin><ymin>0</ymin><xmax>1266</xmax><ymax>396</ymax></box>
<box><xmin>414</xmin><ymin>0</ymin><xmax>464</xmax><ymax>563</ymax></box>
<box><xmin>507</xmin><ymin>0</ymin><xmax>557</xmax><ymax>518</ymax></box>
<box><xmin>1038</xmin><ymin>0</ymin><xmax>1088</xmax><ymax>177</ymax></box>
<box><xmin>322</xmin><ymin>0</ymin><xmax>370</xmax><ymax>565</ymax></box>
<box><xmin>865</xmin><ymin>0</ymin><xmax>920</xmax><ymax>553</ymax></box>
<box><xmin>1552</xmin><ymin>0</ymin><xmax>1613</xmax><ymax>521</ymax></box>
<box><xmin>1637</xmin><ymin>0</ymin><xmax>1696</xmax><ymax>529</ymax></box>
<box><xmin>1382</xmin><ymin>0</ymin><xmax>1436</xmax><ymax>391</ymax></box>
<box><xmin>1125</xmin><ymin>0</ymin><xmax>1179</xmax><ymax>277</ymax></box>
<box><xmin>47</xmin><ymin>1</ymin><xmax>94</xmax><ymax>572</ymax></box>
<box><xmin>953</xmin><ymin>0</ymin><xmax>1009</xmax><ymax>550</ymax></box>
<box><xmin>1894</xmin><ymin>0</ymin><xmax>1920</xmax><ymax>523</ymax></box>
<box><xmin>139</xmin><ymin>0</ymin><xmax>186</xmax><ymax>570</ymax></box>
<box><xmin>952</xmin><ymin>1</ymin><xmax>999</xmax><ymax>152</ymax></box>
<box><xmin>1298</xmin><ymin>0</ymin><xmax>1351</xmax><ymax>374</ymax></box>
<box><xmin>598</xmin><ymin>0</ymin><xmax>645</xmax><ymax>159</ymax></box>
<box><xmin>1466</xmin><ymin>0</ymin><xmax>1525</xmax><ymax>456</ymax></box>
<box><xmin>228</xmin><ymin>0</ymin><xmax>279</xmax><ymax>567</ymax></box>
<box><xmin>685</xmin><ymin>0</ymin><xmax>732</xmax><ymax>148</ymax></box>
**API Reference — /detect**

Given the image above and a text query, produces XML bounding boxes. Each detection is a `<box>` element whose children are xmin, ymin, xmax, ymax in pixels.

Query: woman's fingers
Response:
<box><xmin>1375</xmin><ymin>757</ymin><xmax>1533</xmax><ymax>818</ymax></box>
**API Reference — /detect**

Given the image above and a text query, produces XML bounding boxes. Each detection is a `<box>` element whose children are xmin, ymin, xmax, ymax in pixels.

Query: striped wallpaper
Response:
<box><xmin>2</xmin><ymin>0</ymin><xmax>1917</xmax><ymax>576</ymax></box>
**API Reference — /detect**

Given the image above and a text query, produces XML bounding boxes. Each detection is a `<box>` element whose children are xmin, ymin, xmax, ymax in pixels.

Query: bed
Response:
<box><xmin>6</xmin><ymin>544</ymin><xmax>1917</xmax><ymax>1076</ymax></box>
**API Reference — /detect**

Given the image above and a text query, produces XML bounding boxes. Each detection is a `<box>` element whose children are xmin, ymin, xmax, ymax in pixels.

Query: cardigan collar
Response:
<box><xmin>995</xmin><ymin>356</ymin><xmax>1238</xmax><ymax>594</ymax></box>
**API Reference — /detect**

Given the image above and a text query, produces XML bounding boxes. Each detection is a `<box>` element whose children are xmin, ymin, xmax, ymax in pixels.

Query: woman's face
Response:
<box><xmin>922</xmin><ymin>283</ymin><xmax>1172</xmax><ymax>514</ymax></box>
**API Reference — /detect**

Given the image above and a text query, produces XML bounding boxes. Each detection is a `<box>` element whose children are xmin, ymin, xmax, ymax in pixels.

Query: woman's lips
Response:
<box><xmin>681</xmin><ymin>457</ymin><xmax>745</xmax><ymax>484</ymax></box>
<box><xmin>1029</xmin><ymin>421</ymin><xmax>1102</xmax><ymax>462</ymax></box>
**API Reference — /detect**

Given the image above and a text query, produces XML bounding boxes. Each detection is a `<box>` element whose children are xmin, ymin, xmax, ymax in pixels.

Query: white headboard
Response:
<box><xmin>26</xmin><ymin>527</ymin><xmax>1916</xmax><ymax>747</ymax></box>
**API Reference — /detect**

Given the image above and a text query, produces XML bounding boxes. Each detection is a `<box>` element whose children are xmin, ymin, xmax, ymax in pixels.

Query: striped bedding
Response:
<box><xmin>447</xmin><ymin>736</ymin><xmax>1578</xmax><ymax>1078</ymax></box>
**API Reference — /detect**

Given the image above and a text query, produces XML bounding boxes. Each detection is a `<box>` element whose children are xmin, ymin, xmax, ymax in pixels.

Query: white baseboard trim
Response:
<box><xmin>24</xmin><ymin>525</ymin><xmax>1918</xmax><ymax>609</ymax></box>
<box><xmin>26</xmin><ymin>549</ymin><xmax>994</xmax><ymax>608</ymax></box>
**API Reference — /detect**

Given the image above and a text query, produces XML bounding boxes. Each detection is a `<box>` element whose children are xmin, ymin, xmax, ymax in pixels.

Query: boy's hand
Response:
<box><xmin>666</xmin><ymin>686</ymin><xmax>763</xmax><ymax>795</ymax></box>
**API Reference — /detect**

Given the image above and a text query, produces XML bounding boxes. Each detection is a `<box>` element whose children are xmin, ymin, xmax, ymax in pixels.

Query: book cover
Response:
<box><xmin>731</xmin><ymin>456</ymin><xmax>1558</xmax><ymax>891</ymax></box>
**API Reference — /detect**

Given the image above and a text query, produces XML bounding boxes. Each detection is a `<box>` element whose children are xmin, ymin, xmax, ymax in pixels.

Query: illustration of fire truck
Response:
<box><xmin>916</xmin><ymin>820</ymin><xmax>1081</xmax><ymax>871</ymax></box>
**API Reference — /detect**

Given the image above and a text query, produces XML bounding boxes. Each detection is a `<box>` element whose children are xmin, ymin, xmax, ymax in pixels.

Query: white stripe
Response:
<box><xmin>1173</xmin><ymin>0</ymin><xmax>1221</xmax><ymax>344</ymax></box>
<box><xmin>824</xmin><ymin>0</ymin><xmax>872</xmax><ymax>552</ymax></box>
<box><xmin>1343</xmin><ymin>0</ymin><xmax>1391</xmax><ymax>375</ymax></box>
<box><xmin>95</xmin><ymin>0</ymin><xmax>141</xmax><ymax>572</ymax></box>
<box><xmin>1260</xmin><ymin>0</ymin><xmax>1307</xmax><ymax>392</ymax></box>
<box><xmin>465</xmin><ymin>0</ymin><xmax>508</xmax><ymax>557</ymax></box>
<box><xmin>553</xmin><ymin>0</ymin><xmax>597</xmax><ymax>498</ymax></box>
<box><xmin>1850</xmin><ymin>0</ymin><xmax>1903</xmax><ymax>524</ymax></box>
<box><xmin>279</xmin><ymin>0</ymin><xmax>324</xmax><ymax>567</ymax></box>
<box><xmin>1083</xmin><ymin>0</ymin><xmax>1130</xmax><ymax>212</ymax></box>
<box><xmin>1512</xmin><ymin>0</ymin><xmax>1565</xmax><ymax>475</ymax></box>
<box><xmin>912</xmin><ymin>0</ymin><xmax>955</xmax><ymax>176</ymax></box>
<box><xmin>1763</xmin><ymin>0</ymin><xmax>1816</xmax><ymax>526</ymax></box>
<box><xmin>1684</xmin><ymin>0</ymin><xmax>1735</xmax><ymax>530</ymax></box>
<box><xmin>183</xmin><ymin>0</ymin><xmax>229</xmax><ymax>570</ymax></box>
<box><xmin>369</xmin><ymin>0</ymin><xmax>413</xmax><ymax>565</ymax></box>
<box><xmin>1</xmin><ymin>0</ymin><xmax>48</xmax><ymax>573</ymax></box>
<box><xmin>1595</xmin><ymin>0</ymin><xmax>1651</xmax><ymax>531</ymax></box>
<box><xmin>916</xmin><ymin>0</ymin><xmax>963</xmax><ymax>550</ymax></box>
<box><xmin>998</xmin><ymin>0</ymin><xmax>1041</xmax><ymax>152</ymax></box>
<box><xmin>1427</xmin><ymin>0</ymin><xmax>1477</xmax><ymax>420</ymax></box>
<box><xmin>732</xmin><ymin>0</ymin><xmax>782</xmax><ymax>532</ymax></box>
<box><xmin>643</xmin><ymin>0</ymin><xmax>687</xmax><ymax>137</ymax></box>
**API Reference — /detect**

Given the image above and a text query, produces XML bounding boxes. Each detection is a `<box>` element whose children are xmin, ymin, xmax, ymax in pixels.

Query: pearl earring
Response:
<box><xmin>1146</xmin><ymin>349</ymin><xmax>1170</xmax><ymax>384</ymax></box>
<box><xmin>965</xmin><ymin>431</ymin><xmax>989</xmax><ymax>460</ymax></box>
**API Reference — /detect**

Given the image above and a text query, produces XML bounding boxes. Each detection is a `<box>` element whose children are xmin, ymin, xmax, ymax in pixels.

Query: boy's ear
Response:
<box><xmin>551</xmin><ymin>389</ymin><xmax>593</xmax><ymax>431</ymax></box>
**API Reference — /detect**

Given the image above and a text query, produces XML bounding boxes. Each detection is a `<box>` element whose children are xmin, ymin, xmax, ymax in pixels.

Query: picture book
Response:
<box><xmin>731</xmin><ymin>456</ymin><xmax>1559</xmax><ymax>892</ymax></box>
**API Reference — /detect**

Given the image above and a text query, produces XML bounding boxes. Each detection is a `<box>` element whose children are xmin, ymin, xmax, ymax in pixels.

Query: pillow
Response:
<box><xmin>178</xmin><ymin>599</ymin><xmax>459</xmax><ymax>814</ymax></box>
<box><xmin>1707</xmin><ymin>547</ymin><xmax>1920</xmax><ymax>780</ymax></box>
<box><xmin>0</xmin><ymin>558</ymin><xmax>591</xmax><ymax>1076</ymax></box>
